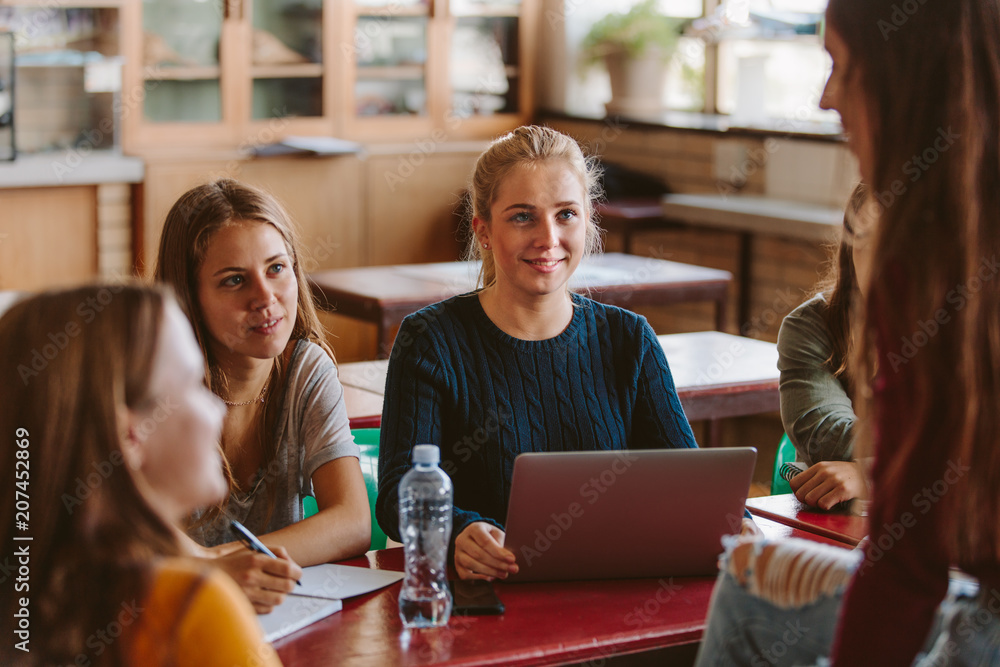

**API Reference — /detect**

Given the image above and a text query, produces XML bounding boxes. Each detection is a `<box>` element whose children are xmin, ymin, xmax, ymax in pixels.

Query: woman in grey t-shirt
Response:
<box><xmin>156</xmin><ymin>179</ymin><xmax>371</xmax><ymax>612</ymax></box>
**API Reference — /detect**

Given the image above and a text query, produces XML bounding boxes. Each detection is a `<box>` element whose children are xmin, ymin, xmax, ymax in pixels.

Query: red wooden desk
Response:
<box><xmin>745</xmin><ymin>494</ymin><xmax>868</xmax><ymax>547</ymax></box>
<box><xmin>661</xmin><ymin>332</ymin><xmax>779</xmax><ymax>423</ymax></box>
<box><xmin>275</xmin><ymin>519</ymin><xmax>845</xmax><ymax>667</ymax></box>
<box><xmin>311</xmin><ymin>253</ymin><xmax>733</xmax><ymax>358</ymax></box>
<box><xmin>340</xmin><ymin>331</ymin><xmax>779</xmax><ymax>444</ymax></box>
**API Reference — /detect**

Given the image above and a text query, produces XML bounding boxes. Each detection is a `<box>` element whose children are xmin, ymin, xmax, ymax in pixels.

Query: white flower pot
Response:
<box><xmin>602</xmin><ymin>48</ymin><xmax>670</xmax><ymax>116</ymax></box>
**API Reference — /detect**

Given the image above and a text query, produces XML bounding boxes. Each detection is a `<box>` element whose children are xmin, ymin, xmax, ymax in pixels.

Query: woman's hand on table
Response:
<box><xmin>454</xmin><ymin>522</ymin><xmax>518</xmax><ymax>581</ymax></box>
<box><xmin>790</xmin><ymin>460</ymin><xmax>868</xmax><ymax>510</ymax></box>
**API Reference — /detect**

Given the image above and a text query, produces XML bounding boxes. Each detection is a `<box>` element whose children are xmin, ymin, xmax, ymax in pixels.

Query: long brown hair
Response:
<box><xmin>0</xmin><ymin>285</ymin><xmax>180</xmax><ymax>667</ymax></box>
<box><xmin>814</xmin><ymin>182</ymin><xmax>869</xmax><ymax>387</ymax></box>
<box><xmin>465</xmin><ymin>125</ymin><xmax>604</xmax><ymax>289</ymax></box>
<box><xmin>828</xmin><ymin>0</ymin><xmax>1000</xmax><ymax>564</ymax></box>
<box><xmin>154</xmin><ymin>179</ymin><xmax>332</xmax><ymax>520</ymax></box>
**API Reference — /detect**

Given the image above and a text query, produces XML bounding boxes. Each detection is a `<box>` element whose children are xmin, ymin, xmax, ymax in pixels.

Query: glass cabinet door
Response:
<box><xmin>251</xmin><ymin>0</ymin><xmax>324</xmax><ymax>120</ymax></box>
<box><xmin>353</xmin><ymin>1</ymin><xmax>429</xmax><ymax>117</ymax></box>
<box><xmin>449</xmin><ymin>0</ymin><xmax>521</xmax><ymax>119</ymax></box>
<box><xmin>141</xmin><ymin>0</ymin><xmax>223</xmax><ymax>123</ymax></box>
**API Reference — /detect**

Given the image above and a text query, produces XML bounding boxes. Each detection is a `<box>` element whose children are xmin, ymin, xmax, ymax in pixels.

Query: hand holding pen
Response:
<box><xmin>202</xmin><ymin>521</ymin><xmax>303</xmax><ymax>614</ymax></box>
<box><xmin>231</xmin><ymin>520</ymin><xmax>302</xmax><ymax>585</ymax></box>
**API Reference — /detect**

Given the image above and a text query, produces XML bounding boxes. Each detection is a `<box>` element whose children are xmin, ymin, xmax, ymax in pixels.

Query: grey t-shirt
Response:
<box><xmin>777</xmin><ymin>293</ymin><xmax>857</xmax><ymax>466</ymax></box>
<box><xmin>189</xmin><ymin>339</ymin><xmax>359</xmax><ymax>546</ymax></box>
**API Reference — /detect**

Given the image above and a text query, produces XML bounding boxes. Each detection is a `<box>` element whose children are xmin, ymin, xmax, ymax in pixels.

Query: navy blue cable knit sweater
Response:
<box><xmin>376</xmin><ymin>292</ymin><xmax>698</xmax><ymax>552</ymax></box>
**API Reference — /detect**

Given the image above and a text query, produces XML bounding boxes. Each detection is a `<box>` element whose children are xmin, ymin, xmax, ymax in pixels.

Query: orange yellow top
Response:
<box><xmin>127</xmin><ymin>558</ymin><xmax>281</xmax><ymax>666</ymax></box>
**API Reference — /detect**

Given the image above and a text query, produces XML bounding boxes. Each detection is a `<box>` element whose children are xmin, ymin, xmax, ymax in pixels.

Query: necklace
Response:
<box><xmin>218</xmin><ymin>358</ymin><xmax>278</xmax><ymax>407</ymax></box>
<box><xmin>220</xmin><ymin>384</ymin><xmax>267</xmax><ymax>407</ymax></box>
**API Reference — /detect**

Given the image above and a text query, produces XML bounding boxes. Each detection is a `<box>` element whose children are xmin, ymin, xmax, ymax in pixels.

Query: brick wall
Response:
<box><xmin>96</xmin><ymin>183</ymin><xmax>132</xmax><ymax>278</ymax></box>
<box><xmin>545</xmin><ymin>116</ymin><xmax>857</xmax><ymax>343</ymax></box>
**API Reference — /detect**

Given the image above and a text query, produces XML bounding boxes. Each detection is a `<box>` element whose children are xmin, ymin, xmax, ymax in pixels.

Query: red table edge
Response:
<box><xmin>459</xmin><ymin>630</ymin><xmax>703</xmax><ymax>667</ymax></box>
<box><xmin>349</xmin><ymin>414</ymin><xmax>382</xmax><ymax>429</ymax></box>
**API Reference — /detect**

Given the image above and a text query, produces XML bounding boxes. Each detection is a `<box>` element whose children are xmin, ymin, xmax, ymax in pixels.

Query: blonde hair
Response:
<box><xmin>154</xmin><ymin>178</ymin><xmax>332</xmax><ymax>522</ymax></box>
<box><xmin>0</xmin><ymin>284</ymin><xmax>181</xmax><ymax>667</ymax></box>
<box><xmin>465</xmin><ymin>125</ymin><xmax>604</xmax><ymax>289</ymax></box>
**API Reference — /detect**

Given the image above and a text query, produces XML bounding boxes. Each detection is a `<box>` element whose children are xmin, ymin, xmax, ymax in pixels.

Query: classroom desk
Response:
<box><xmin>745</xmin><ymin>493</ymin><xmax>868</xmax><ymax>547</ymax></box>
<box><xmin>340</xmin><ymin>331</ymin><xmax>780</xmax><ymax>444</ymax></box>
<box><xmin>661</xmin><ymin>331</ymin><xmax>779</xmax><ymax>423</ymax></box>
<box><xmin>275</xmin><ymin>519</ymin><xmax>845</xmax><ymax>666</ymax></box>
<box><xmin>311</xmin><ymin>253</ymin><xmax>733</xmax><ymax>358</ymax></box>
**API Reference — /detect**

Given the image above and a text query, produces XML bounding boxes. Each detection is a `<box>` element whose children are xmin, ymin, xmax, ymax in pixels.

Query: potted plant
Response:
<box><xmin>580</xmin><ymin>0</ymin><xmax>685</xmax><ymax>116</ymax></box>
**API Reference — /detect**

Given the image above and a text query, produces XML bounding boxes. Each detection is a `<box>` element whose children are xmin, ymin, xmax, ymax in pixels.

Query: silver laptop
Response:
<box><xmin>503</xmin><ymin>447</ymin><xmax>756</xmax><ymax>582</ymax></box>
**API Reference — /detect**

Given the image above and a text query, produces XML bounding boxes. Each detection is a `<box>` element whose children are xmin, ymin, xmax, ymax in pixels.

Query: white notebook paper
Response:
<box><xmin>259</xmin><ymin>563</ymin><xmax>404</xmax><ymax>642</ymax></box>
<box><xmin>260</xmin><ymin>596</ymin><xmax>342</xmax><ymax>643</ymax></box>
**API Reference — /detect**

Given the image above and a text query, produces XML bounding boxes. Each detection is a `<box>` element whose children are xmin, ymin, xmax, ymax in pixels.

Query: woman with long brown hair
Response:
<box><xmin>777</xmin><ymin>182</ymin><xmax>874</xmax><ymax>509</ymax></box>
<box><xmin>695</xmin><ymin>0</ymin><xmax>1000</xmax><ymax>664</ymax></box>
<box><xmin>0</xmin><ymin>285</ymin><xmax>280</xmax><ymax>666</ymax></box>
<box><xmin>155</xmin><ymin>179</ymin><xmax>370</xmax><ymax>608</ymax></box>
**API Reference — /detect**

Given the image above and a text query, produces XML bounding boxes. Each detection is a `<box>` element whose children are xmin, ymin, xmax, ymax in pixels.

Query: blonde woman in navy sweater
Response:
<box><xmin>377</xmin><ymin>126</ymin><xmax>704</xmax><ymax>581</ymax></box>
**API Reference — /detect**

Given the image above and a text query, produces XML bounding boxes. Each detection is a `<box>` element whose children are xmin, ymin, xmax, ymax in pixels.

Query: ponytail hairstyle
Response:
<box><xmin>465</xmin><ymin>125</ymin><xmax>604</xmax><ymax>289</ymax></box>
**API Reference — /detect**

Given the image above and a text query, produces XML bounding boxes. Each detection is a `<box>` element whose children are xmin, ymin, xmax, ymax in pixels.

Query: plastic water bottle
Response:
<box><xmin>398</xmin><ymin>444</ymin><xmax>453</xmax><ymax>628</ymax></box>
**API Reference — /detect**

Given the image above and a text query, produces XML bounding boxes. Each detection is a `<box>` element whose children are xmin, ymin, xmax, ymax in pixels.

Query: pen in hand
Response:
<box><xmin>231</xmin><ymin>519</ymin><xmax>302</xmax><ymax>586</ymax></box>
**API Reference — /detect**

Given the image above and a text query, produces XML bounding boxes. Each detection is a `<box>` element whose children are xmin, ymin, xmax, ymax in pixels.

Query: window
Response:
<box><xmin>561</xmin><ymin>0</ymin><xmax>839</xmax><ymax>132</ymax></box>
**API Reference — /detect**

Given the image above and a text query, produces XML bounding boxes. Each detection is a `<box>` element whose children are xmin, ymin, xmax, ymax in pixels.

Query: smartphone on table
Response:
<box><xmin>449</xmin><ymin>579</ymin><xmax>505</xmax><ymax>616</ymax></box>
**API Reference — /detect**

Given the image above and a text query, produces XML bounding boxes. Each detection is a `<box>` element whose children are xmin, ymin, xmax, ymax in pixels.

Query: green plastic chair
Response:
<box><xmin>302</xmin><ymin>427</ymin><xmax>388</xmax><ymax>551</ymax></box>
<box><xmin>770</xmin><ymin>433</ymin><xmax>797</xmax><ymax>495</ymax></box>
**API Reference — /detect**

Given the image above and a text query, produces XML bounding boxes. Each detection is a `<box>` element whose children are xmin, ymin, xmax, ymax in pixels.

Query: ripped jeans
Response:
<box><xmin>694</xmin><ymin>539</ymin><xmax>1000</xmax><ymax>667</ymax></box>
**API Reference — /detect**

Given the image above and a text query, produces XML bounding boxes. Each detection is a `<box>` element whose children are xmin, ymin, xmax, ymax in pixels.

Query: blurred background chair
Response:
<box><xmin>770</xmin><ymin>433</ymin><xmax>796</xmax><ymax>495</ymax></box>
<box><xmin>303</xmin><ymin>427</ymin><xmax>388</xmax><ymax>551</ymax></box>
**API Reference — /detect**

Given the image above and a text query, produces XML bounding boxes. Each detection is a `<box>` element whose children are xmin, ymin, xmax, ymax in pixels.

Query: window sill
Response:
<box><xmin>539</xmin><ymin>108</ymin><xmax>844</xmax><ymax>144</ymax></box>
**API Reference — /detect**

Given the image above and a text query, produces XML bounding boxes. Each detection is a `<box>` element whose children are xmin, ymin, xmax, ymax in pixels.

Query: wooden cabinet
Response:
<box><xmin>0</xmin><ymin>186</ymin><xmax>98</xmax><ymax>290</ymax></box>
<box><xmin>124</xmin><ymin>0</ymin><xmax>537</xmax><ymax>153</ymax></box>
<box><xmin>139</xmin><ymin>153</ymin><xmax>365</xmax><ymax>275</ymax></box>
<box><xmin>345</xmin><ymin>0</ymin><xmax>537</xmax><ymax>141</ymax></box>
<box><xmin>363</xmin><ymin>145</ymin><xmax>479</xmax><ymax>265</ymax></box>
<box><xmin>123</xmin><ymin>0</ymin><xmax>334</xmax><ymax>151</ymax></box>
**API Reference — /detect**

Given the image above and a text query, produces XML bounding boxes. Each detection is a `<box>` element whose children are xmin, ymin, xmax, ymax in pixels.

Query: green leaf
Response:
<box><xmin>580</xmin><ymin>0</ymin><xmax>686</xmax><ymax>70</ymax></box>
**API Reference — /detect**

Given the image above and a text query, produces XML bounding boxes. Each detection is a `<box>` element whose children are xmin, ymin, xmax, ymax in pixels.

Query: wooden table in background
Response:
<box><xmin>311</xmin><ymin>253</ymin><xmax>733</xmax><ymax>358</ymax></box>
<box><xmin>596</xmin><ymin>199</ymin><xmax>669</xmax><ymax>255</ymax></box>
<box><xmin>340</xmin><ymin>331</ymin><xmax>779</xmax><ymax>445</ymax></box>
<box><xmin>276</xmin><ymin>519</ymin><xmax>845</xmax><ymax>667</ymax></box>
<box><xmin>662</xmin><ymin>331</ymin><xmax>780</xmax><ymax>424</ymax></box>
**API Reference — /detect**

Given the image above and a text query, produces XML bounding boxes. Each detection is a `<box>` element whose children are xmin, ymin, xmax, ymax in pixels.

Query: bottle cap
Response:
<box><xmin>412</xmin><ymin>444</ymin><xmax>440</xmax><ymax>465</ymax></box>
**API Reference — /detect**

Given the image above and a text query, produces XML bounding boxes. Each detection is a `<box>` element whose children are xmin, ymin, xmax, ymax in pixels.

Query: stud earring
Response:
<box><xmin>482</xmin><ymin>242</ymin><xmax>489</xmax><ymax>249</ymax></box>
